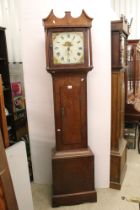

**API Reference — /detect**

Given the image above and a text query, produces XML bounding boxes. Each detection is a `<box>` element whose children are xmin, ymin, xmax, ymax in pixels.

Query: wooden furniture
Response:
<box><xmin>125</xmin><ymin>40</ymin><xmax>140</xmax><ymax>154</ymax></box>
<box><xmin>0</xmin><ymin>27</ymin><xmax>16</xmax><ymax>143</ymax></box>
<box><xmin>0</xmin><ymin>129</ymin><xmax>18</xmax><ymax>210</ymax></box>
<box><xmin>125</xmin><ymin>39</ymin><xmax>140</xmax><ymax>121</ymax></box>
<box><xmin>110</xmin><ymin>16</ymin><xmax>129</xmax><ymax>190</ymax></box>
<box><xmin>43</xmin><ymin>10</ymin><xmax>97</xmax><ymax>206</ymax></box>
<box><xmin>0</xmin><ymin>75</ymin><xmax>9</xmax><ymax>148</ymax></box>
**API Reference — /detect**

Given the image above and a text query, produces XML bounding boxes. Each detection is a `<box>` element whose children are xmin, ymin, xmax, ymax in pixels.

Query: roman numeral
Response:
<box><xmin>77</xmin><ymin>52</ymin><xmax>81</xmax><ymax>56</ymax></box>
<box><xmin>72</xmin><ymin>36</ymin><xmax>75</xmax><ymax>40</ymax></box>
<box><xmin>56</xmin><ymin>52</ymin><xmax>60</xmax><ymax>57</ymax></box>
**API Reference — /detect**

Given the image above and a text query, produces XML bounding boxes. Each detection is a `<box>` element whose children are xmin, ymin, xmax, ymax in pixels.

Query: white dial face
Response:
<box><xmin>52</xmin><ymin>32</ymin><xmax>84</xmax><ymax>64</ymax></box>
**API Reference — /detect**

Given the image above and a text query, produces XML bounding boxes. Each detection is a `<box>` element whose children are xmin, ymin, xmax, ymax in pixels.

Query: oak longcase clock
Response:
<box><xmin>110</xmin><ymin>16</ymin><xmax>129</xmax><ymax>190</ymax></box>
<box><xmin>43</xmin><ymin>10</ymin><xmax>97</xmax><ymax>207</ymax></box>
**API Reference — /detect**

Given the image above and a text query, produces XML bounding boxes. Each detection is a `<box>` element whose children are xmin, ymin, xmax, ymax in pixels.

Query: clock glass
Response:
<box><xmin>52</xmin><ymin>32</ymin><xmax>84</xmax><ymax>64</ymax></box>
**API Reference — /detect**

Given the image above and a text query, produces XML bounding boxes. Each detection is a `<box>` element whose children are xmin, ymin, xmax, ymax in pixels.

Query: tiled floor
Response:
<box><xmin>32</xmin><ymin>149</ymin><xmax>140</xmax><ymax>210</ymax></box>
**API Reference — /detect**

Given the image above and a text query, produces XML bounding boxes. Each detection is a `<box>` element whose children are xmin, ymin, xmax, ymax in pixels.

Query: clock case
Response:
<box><xmin>110</xmin><ymin>16</ymin><xmax>129</xmax><ymax>190</ymax></box>
<box><xmin>43</xmin><ymin>10</ymin><xmax>97</xmax><ymax>207</ymax></box>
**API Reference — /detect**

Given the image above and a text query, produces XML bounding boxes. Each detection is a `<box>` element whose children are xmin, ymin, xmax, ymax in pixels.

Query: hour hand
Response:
<box><xmin>63</xmin><ymin>41</ymin><xmax>73</xmax><ymax>47</ymax></box>
<box><xmin>67</xmin><ymin>47</ymin><xmax>71</xmax><ymax>56</ymax></box>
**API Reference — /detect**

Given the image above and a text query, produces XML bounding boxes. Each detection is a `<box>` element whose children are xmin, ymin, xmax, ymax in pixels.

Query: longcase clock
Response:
<box><xmin>110</xmin><ymin>16</ymin><xmax>129</xmax><ymax>190</ymax></box>
<box><xmin>43</xmin><ymin>10</ymin><xmax>97</xmax><ymax>207</ymax></box>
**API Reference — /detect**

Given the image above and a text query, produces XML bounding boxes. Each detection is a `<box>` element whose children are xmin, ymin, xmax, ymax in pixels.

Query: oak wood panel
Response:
<box><xmin>111</xmin><ymin>72</ymin><xmax>125</xmax><ymax>150</ymax></box>
<box><xmin>52</xmin><ymin>148</ymin><xmax>96</xmax><ymax>207</ymax></box>
<box><xmin>111</xmin><ymin>32</ymin><xmax>120</xmax><ymax>67</ymax></box>
<box><xmin>61</xmin><ymin>84</ymin><xmax>81</xmax><ymax>144</ymax></box>
<box><xmin>53</xmin><ymin>73</ymin><xmax>87</xmax><ymax>150</ymax></box>
<box><xmin>110</xmin><ymin>140</ymin><xmax>127</xmax><ymax>189</ymax></box>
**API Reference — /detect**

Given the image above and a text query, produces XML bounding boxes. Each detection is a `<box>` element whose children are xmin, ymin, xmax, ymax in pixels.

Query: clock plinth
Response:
<box><xmin>110</xmin><ymin>139</ymin><xmax>127</xmax><ymax>190</ymax></box>
<box><xmin>52</xmin><ymin>148</ymin><xmax>97</xmax><ymax>207</ymax></box>
<box><xmin>43</xmin><ymin>10</ymin><xmax>97</xmax><ymax>206</ymax></box>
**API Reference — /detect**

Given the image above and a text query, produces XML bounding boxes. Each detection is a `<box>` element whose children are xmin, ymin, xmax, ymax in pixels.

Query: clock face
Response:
<box><xmin>52</xmin><ymin>32</ymin><xmax>84</xmax><ymax>64</ymax></box>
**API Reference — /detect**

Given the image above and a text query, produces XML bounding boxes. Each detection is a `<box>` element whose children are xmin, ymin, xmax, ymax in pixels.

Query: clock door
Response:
<box><xmin>53</xmin><ymin>74</ymin><xmax>87</xmax><ymax>150</ymax></box>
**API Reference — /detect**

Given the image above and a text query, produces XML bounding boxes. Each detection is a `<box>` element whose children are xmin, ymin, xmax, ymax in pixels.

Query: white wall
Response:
<box><xmin>0</xmin><ymin>0</ymin><xmax>22</xmax><ymax>62</ymax></box>
<box><xmin>111</xmin><ymin>0</ymin><xmax>140</xmax><ymax>39</ymax></box>
<box><xmin>20</xmin><ymin>0</ymin><xmax>111</xmax><ymax>188</ymax></box>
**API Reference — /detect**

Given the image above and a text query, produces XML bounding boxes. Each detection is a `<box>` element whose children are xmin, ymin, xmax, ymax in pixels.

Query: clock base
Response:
<box><xmin>52</xmin><ymin>190</ymin><xmax>97</xmax><ymax>207</ymax></box>
<box><xmin>52</xmin><ymin>147</ymin><xmax>97</xmax><ymax>207</ymax></box>
<box><xmin>110</xmin><ymin>139</ymin><xmax>127</xmax><ymax>190</ymax></box>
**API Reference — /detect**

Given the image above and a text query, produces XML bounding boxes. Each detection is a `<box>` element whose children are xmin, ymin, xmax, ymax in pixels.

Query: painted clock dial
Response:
<box><xmin>52</xmin><ymin>32</ymin><xmax>84</xmax><ymax>64</ymax></box>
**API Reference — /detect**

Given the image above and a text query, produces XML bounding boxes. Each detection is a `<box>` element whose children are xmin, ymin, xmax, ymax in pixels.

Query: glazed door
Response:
<box><xmin>53</xmin><ymin>74</ymin><xmax>87</xmax><ymax>150</ymax></box>
<box><xmin>0</xmin><ymin>130</ymin><xmax>18</xmax><ymax>210</ymax></box>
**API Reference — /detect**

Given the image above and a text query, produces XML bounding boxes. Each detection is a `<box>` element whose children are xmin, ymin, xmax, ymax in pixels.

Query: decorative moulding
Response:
<box><xmin>43</xmin><ymin>9</ymin><xmax>93</xmax><ymax>29</ymax></box>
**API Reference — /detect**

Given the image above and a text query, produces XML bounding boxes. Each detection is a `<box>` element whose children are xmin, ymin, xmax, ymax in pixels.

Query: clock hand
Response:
<box><xmin>63</xmin><ymin>41</ymin><xmax>73</xmax><ymax>47</ymax></box>
<box><xmin>72</xmin><ymin>35</ymin><xmax>75</xmax><ymax>41</ymax></box>
<box><xmin>66</xmin><ymin>47</ymin><xmax>71</xmax><ymax>63</ymax></box>
<box><xmin>67</xmin><ymin>47</ymin><xmax>70</xmax><ymax>57</ymax></box>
